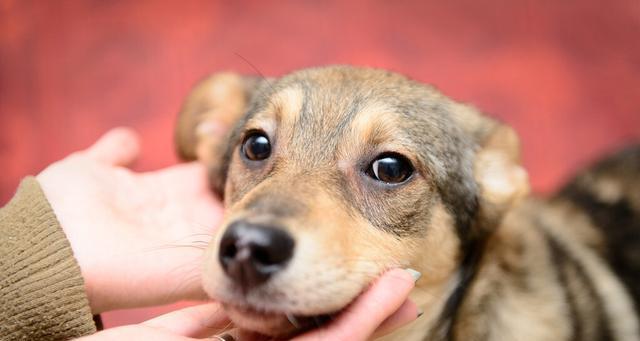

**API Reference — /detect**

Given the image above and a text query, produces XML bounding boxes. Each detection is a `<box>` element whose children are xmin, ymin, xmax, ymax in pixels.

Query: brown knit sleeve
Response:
<box><xmin>0</xmin><ymin>177</ymin><xmax>96</xmax><ymax>340</ymax></box>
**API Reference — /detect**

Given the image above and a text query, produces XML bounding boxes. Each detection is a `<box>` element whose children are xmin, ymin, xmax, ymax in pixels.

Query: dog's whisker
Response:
<box><xmin>285</xmin><ymin>313</ymin><xmax>302</xmax><ymax>329</ymax></box>
<box><xmin>144</xmin><ymin>244</ymin><xmax>208</xmax><ymax>252</ymax></box>
<box><xmin>234</xmin><ymin>52</ymin><xmax>274</xmax><ymax>92</ymax></box>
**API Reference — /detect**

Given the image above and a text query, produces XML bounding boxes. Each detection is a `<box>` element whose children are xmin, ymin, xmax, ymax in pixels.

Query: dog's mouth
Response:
<box><xmin>221</xmin><ymin>301</ymin><xmax>336</xmax><ymax>337</ymax></box>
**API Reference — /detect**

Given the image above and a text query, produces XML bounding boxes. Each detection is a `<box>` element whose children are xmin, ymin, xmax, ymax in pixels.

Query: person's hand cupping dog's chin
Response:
<box><xmin>38</xmin><ymin>128</ymin><xmax>418</xmax><ymax>340</ymax></box>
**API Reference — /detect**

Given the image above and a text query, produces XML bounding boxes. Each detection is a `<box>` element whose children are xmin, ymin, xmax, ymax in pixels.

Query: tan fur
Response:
<box><xmin>453</xmin><ymin>199</ymin><xmax>638</xmax><ymax>341</ymax></box>
<box><xmin>546</xmin><ymin>199</ymin><xmax>606</xmax><ymax>254</ymax></box>
<box><xmin>536</xmin><ymin>201</ymin><xmax>638</xmax><ymax>340</ymax></box>
<box><xmin>456</xmin><ymin>202</ymin><xmax>574</xmax><ymax>340</ymax></box>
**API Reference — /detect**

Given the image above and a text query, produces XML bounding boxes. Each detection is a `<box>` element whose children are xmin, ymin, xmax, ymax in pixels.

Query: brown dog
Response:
<box><xmin>176</xmin><ymin>66</ymin><xmax>640</xmax><ymax>340</ymax></box>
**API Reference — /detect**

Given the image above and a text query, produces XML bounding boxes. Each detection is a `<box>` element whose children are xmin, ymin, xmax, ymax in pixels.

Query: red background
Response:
<box><xmin>1</xmin><ymin>0</ymin><xmax>639</xmax><ymax>328</ymax></box>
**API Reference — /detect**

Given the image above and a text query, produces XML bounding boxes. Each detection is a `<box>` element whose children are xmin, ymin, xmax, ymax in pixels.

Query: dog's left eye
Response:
<box><xmin>241</xmin><ymin>131</ymin><xmax>271</xmax><ymax>161</ymax></box>
<box><xmin>367</xmin><ymin>153</ymin><xmax>414</xmax><ymax>184</ymax></box>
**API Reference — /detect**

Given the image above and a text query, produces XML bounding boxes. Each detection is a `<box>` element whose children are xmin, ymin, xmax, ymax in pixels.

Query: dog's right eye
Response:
<box><xmin>241</xmin><ymin>131</ymin><xmax>271</xmax><ymax>161</ymax></box>
<box><xmin>366</xmin><ymin>153</ymin><xmax>414</xmax><ymax>184</ymax></box>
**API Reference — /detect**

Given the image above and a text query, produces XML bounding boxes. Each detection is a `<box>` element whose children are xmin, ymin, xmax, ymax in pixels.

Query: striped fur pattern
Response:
<box><xmin>176</xmin><ymin>66</ymin><xmax>640</xmax><ymax>340</ymax></box>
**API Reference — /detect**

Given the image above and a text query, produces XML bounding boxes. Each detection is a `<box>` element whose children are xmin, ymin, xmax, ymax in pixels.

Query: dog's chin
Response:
<box><xmin>223</xmin><ymin>302</ymin><xmax>335</xmax><ymax>337</ymax></box>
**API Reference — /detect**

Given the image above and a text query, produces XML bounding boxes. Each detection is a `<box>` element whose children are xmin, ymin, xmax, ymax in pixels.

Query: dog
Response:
<box><xmin>175</xmin><ymin>66</ymin><xmax>640</xmax><ymax>340</ymax></box>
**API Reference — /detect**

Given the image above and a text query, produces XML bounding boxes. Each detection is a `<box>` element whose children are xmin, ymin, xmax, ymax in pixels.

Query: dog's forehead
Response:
<box><xmin>276</xmin><ymin>66</ymin><xmax>424</xmax><ymax>112</ymax></box>
<box><xmin>252</xmin><ymin>67</ymin><xmax>464</xmax><ymax>170</ymax></box>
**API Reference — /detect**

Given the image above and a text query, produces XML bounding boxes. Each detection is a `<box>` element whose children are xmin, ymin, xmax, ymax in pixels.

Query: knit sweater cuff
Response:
<box><xmin>0</xmin><ymin>177</ymin><xmax>96</xmax><ymax>340</ymax></box>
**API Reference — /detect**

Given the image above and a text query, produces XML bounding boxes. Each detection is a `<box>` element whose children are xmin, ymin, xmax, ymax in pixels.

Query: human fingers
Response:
<box><xmin>142</xmin><ymin>302</ymin><xmax>232</xmax><ymax>338</ymax></box>
<box><xmin>83</xmin><ymin>127</ymin><xmax>140</xmax><ymax>166</ymax></box>
<box><xmin>293</xmin><ymin>268</ymin><xmax>419</xmax><ymax>341</ymax></box>
<box><xmin>76</xmin><ymin>325</ymin><xmax>198</xmax><ymax>341</ymax></box>
<box><xmin>142</xmin><ymin>162</ymin><xmax>223</xmax><ymax>230</ymax></box>
<box><xmin>371</xmin><ymin>298</ymin><xmax>420</xmax><ymax>339</ymax></box>
<box><xmin>146</xmin><ymin>162</ymin><xmax>213</xmax><ymax>195</ymax></box>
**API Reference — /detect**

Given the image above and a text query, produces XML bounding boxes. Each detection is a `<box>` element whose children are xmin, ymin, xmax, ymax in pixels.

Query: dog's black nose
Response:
<box><xmin>218</xmin><ymin>221</ymin><xmax>295</xmax><ymax>292</ymax></box>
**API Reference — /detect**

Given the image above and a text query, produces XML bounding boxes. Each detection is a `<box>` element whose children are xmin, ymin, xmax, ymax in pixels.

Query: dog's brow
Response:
<box><xmin>241</xmin><ymin>87</ymin><xmax>304</xmax><ymax>135</ymax></box>
<box><xmin>270</xmin><ymin>87</ymin><xmax>304</xmax><ymax>125</ymax></box>
<box><xmin>293</xmin><ymin>81</ymin><xmax>313</xmax><ymax>130</ymax></box>
<box><xmin>349</xmin><ymin>104</ymin><xmax>411</xmax><ymax>146</ymax></box>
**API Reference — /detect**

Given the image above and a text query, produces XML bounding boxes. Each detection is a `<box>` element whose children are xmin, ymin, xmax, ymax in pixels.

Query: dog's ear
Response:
<box><xmin>175</xmin><ymin>72</ymin><xmax>264</xmax><ymax>196</ymax></box>
<box><xmin>474</xmin><ymin>124</ymin><xmax>529</xmax><ymax>223</ymax></box>
<box><xmin>175</xmin><ymin>72</ymin><xmax>262</xmax><ymax>161</ymax></box>
<box><xmin>452</xmin><ymin>104</ymin><xmax>530</xmax><ymax>223</ymax></box>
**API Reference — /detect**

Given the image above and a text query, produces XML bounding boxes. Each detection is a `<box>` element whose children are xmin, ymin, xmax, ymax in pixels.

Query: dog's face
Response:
<box><xmin>177</xmin><ymin>66</ymin><xmax>528</xmax><ymax>336</ymax></box>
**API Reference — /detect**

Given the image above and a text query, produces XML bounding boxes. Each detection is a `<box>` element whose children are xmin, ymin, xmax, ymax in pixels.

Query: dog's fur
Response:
<box><xmin>176</xmin><ymin>66</ymin><xmax>640</xmax><ymax>340</ymax></box>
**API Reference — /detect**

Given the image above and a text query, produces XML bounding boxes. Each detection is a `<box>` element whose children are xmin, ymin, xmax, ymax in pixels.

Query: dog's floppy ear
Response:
<box><xmin>175</xmin><ymin>72</ymin><xmax>264</xmax><ymax>196</ymax></box>
<box><xmin>474</xmin><ymin>124</ymin><xmax>529</xmax><ymax>222</ymax></box>
<box><xmin>453</xmin><ymin>104</ymin><xmax>530</xmax><ymax>223</ymax></box>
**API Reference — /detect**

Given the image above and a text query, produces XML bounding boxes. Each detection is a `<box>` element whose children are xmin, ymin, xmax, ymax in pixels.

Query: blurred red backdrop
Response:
<box><xmin>1</xmin><ymin>0</ymin><xmax>639</xmax><ymax>328</ymax></box>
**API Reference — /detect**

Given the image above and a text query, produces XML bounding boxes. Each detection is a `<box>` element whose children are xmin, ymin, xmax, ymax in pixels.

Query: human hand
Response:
<box><xmin>76</xmin><ymin>303</ymin><xmax>230</xmax><ymax>340</ymax></box>
<box><xmin>37</xmin><ymin>128</ymin><xmax>223</xmax><ymax>313</ymax></box>
<box><xmin>77</xmin><ymin>269</ymin><xmax>418</xmax><ymax>340</ymax></box>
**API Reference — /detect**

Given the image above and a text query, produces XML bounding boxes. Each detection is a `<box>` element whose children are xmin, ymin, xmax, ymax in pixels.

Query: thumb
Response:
<box><xmin>84</xmin><ymin>127</ymin><xmax>141</xmax><ymax>166</ymax></box>
<box><xmin>295</xmin><ymin>268</ymin><xmax>418</xmax><ymax>341</ymax></box>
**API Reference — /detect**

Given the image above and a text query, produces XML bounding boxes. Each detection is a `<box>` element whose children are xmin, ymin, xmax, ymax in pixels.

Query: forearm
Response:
<box><xmin>0</xmin><ymin>177</ymin><xmax>96</xmax><ymax>341</ymax></box>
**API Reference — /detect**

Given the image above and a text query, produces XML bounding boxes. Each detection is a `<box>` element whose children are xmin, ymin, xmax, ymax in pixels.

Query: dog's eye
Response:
<box><xmin>367</xmin><ymin>153</ymin><xmax>413</xmax><ymax>184</ymax></box>
<box><xmin>241</xmin><ymin>131</ymin><xmax>271</xmax><ymax>161</ymax></box>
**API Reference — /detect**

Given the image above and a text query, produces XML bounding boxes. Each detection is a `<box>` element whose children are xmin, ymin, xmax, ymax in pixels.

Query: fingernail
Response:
<box><xmin>405</xmin><ymin>268</ymin><xmax>422</xmax><ymax>282</ymax></box>
<box><xmin>212</xmin><ymin>334</ymin><xmax>235</xmax><ymax>341</ymax></box>
<box><xmin>417</xmin><ymin>308</ymin><xmax>424</xmax><ymax>318</ymax></box>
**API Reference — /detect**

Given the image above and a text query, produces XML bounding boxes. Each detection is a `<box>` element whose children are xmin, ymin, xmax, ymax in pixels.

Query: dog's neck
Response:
<box><xmin>388</xmin><ymin>198</ymin><xmax>639</xmax><ymax>341</ymax></box>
